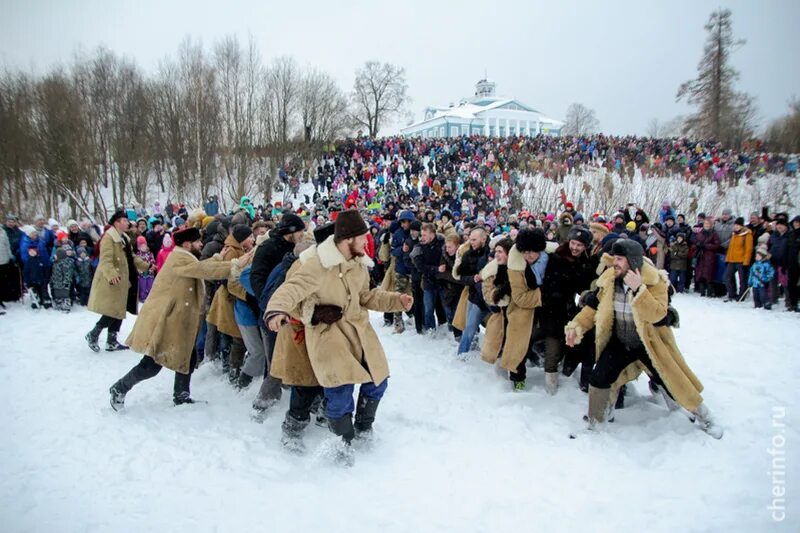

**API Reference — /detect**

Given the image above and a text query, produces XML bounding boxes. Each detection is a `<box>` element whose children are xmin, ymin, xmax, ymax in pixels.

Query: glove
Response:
<box><xmin>311</xmin><ymin>304</ymin><xmax>344</xmax><ymax>326</ymax></box>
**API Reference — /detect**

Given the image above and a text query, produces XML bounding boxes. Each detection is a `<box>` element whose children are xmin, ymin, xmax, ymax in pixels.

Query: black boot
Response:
<box><xmin>86</xmin><ymin>325</ymin><xmax>102</xmax><ymax>352</ymax></box>
<box><xmin>236</xmin><ymin>372</ymin><xmax>253</xmax><ymax>389</ymax></box>
<box><xmin>354</xmin><ymin>394</ymin><xmax>380</xmax><ymax>441</ymax></box>
<box><xmin>281</xmin><ymin>414</ymin><xmax>310</xmax><ymax>455</ymax></box>
<box><xmin>109</xmin><ymin>383</ymin><xmax>126</xmax><ymax>411</ymax></box>
<box><xmin>106</xmin><ymin>331</ymin><xmax>129</xmax><ymax>352</ymax></box>
<box><xmin>327</xmin><ymin>414</ymin><xmax>355</xmax><ymax>466</ymax></box>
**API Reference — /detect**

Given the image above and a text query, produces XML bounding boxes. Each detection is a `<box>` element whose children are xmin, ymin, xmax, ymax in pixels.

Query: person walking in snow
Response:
<box><xmin>266</xmin><ymin>210</ymin><xmax>413</xmax><ymax>465</ymax></box>
<box><xmin>85</xmin><ymin>211</ymin><xmax>153</xmax><ymax>352</ymax></box>
<box><xmin>565</xmin><ymin>240</ymin><xmax>723</xmax><ymax>439</ymax></box>
<box><xmin>108</xmin><ymin>227</ymin><xmax>237</xmax><ymax>410</ymax></box>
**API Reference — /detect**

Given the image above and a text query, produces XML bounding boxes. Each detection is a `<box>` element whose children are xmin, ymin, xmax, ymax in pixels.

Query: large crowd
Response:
<box><xmin>2</xmin><ymin>134</ymin><xmax>799</xmax><ymax>462</ymax></box>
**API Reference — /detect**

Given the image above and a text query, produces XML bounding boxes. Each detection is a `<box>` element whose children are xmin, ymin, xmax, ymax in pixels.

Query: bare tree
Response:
<box><xmin>562</xmin><ymin>103</ymin><xmax>599</xmax><ymax>136</ymax></box>
<box><xmin>677</xmin><ymin>8</ymin><xmax>751</xmax><ymax>145</ymax></box>
<box><xmin>765</xmin><ymin>98</ymin><xmax>800</xmax><ymax>153</ymax></box>
<box><xmin>350</xmin><ymin>61</ymin><xmax>408</xmax><ymax>137</ymax></box>
<box><xmin>299</xmin><ymin>67</ymin><xmax>350</xmax><ymax>142</ymax></box>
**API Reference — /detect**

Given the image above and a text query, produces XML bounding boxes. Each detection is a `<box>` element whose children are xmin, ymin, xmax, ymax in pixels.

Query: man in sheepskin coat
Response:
<box><xmin>565</xmin><ymin>239</ymin><xmax>723</xmax><ymax>439</ymax></box>
<box><xmin>266</xmin><ymin>210</ymin><xmax>413</xmax><ymax>465</ymax></box>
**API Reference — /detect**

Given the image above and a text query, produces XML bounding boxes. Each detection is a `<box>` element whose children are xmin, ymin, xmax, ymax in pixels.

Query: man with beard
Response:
<box><xmin>108</xmin><ymin>227</ymin><xmax>239</xmax><ymax>410</ymax></box>
<box><xmin>565</xmin><ymin>240</ymin><xmax>723</xmax><ymax>439</ymax></box>
<box><xmin>540</xmin><ymin>226</ymin><xmax>597</xmax><ymax>395</ymax></box>
<box><xmin>266</xmin><ymin>210</ymin><xmax>413</xmax><ymax>465</ymax></box>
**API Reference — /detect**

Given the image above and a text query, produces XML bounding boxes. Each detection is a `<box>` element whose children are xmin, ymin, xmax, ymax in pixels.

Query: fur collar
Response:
<box><xmin>316</xmin><ymin>235</ymin><xmax>374</xmax><ymax>269</ymax></box>
<box><xmin>481</xmin><ymin>259</ymin><xmax>499</xmax><ymax>279</ymax></box>
<box><xmin>507</xmin><ymin>245</ymin><xmax>527</xmax><ymax>272</ymax></box>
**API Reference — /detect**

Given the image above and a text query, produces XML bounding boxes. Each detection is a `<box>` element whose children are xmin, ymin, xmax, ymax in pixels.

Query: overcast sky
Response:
<box><xmin>2</xmin><ymin>0</ymin><xmax>797</xmax><ymax>136</ymax></box>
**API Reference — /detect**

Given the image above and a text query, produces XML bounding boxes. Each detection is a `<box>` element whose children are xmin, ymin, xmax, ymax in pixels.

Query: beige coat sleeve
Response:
<box><xmin>360</xmin><ymin>286</ymin><xmax>405</xmax><ymax>313</ymax></box>
<box><xmin>631</xmin><ymin>281</ymin><xmax>669</xmax><ymax>324</ymax></box>
<box><xmin>97</xmin><ymin>235</ymin><xmax>118</xmax><ymax>282</ymax></box>
<box><xmin>565</xmin><ymin>302</ymin><xmax>597</xmax><ymax>345</ymax></box>
<box><xmin>266</xmin><ymin>259</ymin><xmax>323</xmax><ymax>316</ymax></box>
<box><xmin>508</xmin><ymin>270</ymin><xmax>541</xmax><ymax>309</ymax></box>
<box><xmin>173</xmin><ymin>256</ymin><xmax>232</xmax><ymax>280</ymax></box>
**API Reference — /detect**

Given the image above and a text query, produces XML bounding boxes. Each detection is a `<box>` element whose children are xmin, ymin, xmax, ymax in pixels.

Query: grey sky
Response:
<box><xmin>2</xmin><ymin>0</ymin><xmax>797</xmax><ymax>136</ymax></box>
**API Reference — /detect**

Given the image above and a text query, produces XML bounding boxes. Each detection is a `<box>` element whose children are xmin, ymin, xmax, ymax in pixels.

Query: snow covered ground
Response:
<box><xmin>1</xmin><ymin>293</ymin><xmax>798</xmax><ymax>532</ymax></box>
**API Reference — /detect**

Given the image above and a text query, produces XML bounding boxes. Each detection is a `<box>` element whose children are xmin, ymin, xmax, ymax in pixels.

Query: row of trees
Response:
<box><xmin>0</xmin><ymin>36</ymin><xmax>409</xmax><ymax>219</ymax></box>
<box><xmin>564</xmin><ymin>8</ymin><xmax>798</xmax><ymax>151</ymax></box>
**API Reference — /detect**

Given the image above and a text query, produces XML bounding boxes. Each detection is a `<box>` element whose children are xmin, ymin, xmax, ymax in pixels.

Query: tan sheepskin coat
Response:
<box><xmin>88</xmin><ymin>227</ymin><xmax>150</xmax><ymax>320</ymax></box>
<box><xmin>480</xmin><ymin>245</ymin><xmax>542</xmax><ymax>371</ymax></box>
<box><xmin>206</xmin><ymin>234</ymin><xmax>246</xmax><ymax>338</ymax></box>
<box><xmin>479</xmin><ymin>259</ymin><xmax>510</xmax><ymax>364</ymax></box>
<box><xmin>451</xmin><ymin>242</ymin><xmax>472</xmax><ymax>331</ymax></box>
<box><xmin>266</xmin><ymin>235</ymin><xmax>406</xmax><ymax>388</ymax></box>
<box><xmin>565</xmin><ymin>259</ymin><xmax>704</xmax><ymax>411</ymax></box>
<box><xmin>126</xmin><ymin>248</ymin><xmax>232</xmax><ymax>374</ymax></box>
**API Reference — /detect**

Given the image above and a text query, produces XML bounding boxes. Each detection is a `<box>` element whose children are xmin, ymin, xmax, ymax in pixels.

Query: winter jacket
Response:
<box><xmin>454</xmin><ymin>243</ymin><xmax>490</xmax><ymax>311</ymax></box>
<box><xmin>714</xmin><ymin>219</ymin><xmax>735</xmax><ymax>250</ymax></box>
<box><xmin>4</xmin><ymin>226</ymin><xmax>23</xmax><ymax>263</ymax></box>
<box><xmin>266</xmin><ymin>235</ymin><xmax>405</xmax><ymax>388</ymax></box>
<box><xmin>20</xmin><ymin>235</ymin><xmax>50</xmax><ymax>267</ymax></box>
<box><xmin>412</xmin><ymin>235</ymin><xmax>444</xmax><ymax>290</ymax></box>
<box><xmin>768</xmin><ymin>231</ymin><xmax>790</xmax><ymax>269</ymax></box>
<box><xmin>692</xmin><ymin>229</ymin><xmax>720</xmax><ymax>282</ymax></box>
<box><xmin>539</xmin><ymin>243</ymin><xmax>595</xmax><ymax>339</ymax></box>
<box><xmin>145</xmin><ymin>229</ymin><xmax>164</xmax><ymax>256</ymax></box>
<box><xmin>748</xmin><ymin>260</ymin><xmax>775</xmax><ymax>289</ymax></box>
<box><xmin>23</xmin><ymin>255</ymin><xmax>47</xmax><ymax>285</ymax></box>
<box><xmin>725</xmin><ymin>228</ymin><xmax>754</xmax><ymax>266</ymax></box>
<box><xmin>0</xmin><ymin>228</ymin><xmax>11</xmax><ymax>265</ymax></box>
<box><xmin>250</xmin><ymin>230</ymin><xmax>296</xmax><ymax>304</ymax></box>
<box><xmin>391</xmin><ymin>227</ymin><xmax>412</xmax><ymax>275</ymax></box>
<box><xmin>206</xmin><ymin>235</ymin><xmax>247</xmax><ymax>338</ymax></box>
<box><xmin>669</xmin><ymin>241</ymin><xmax>689</xmax><ymax>271</ymax></box>
<box><xmin>76</xmin><ymin>258</ymin><xmax>94</xmax><ymax>288</ymax></box>
<box><xmin>437</xmin><ymin>249</ymin><xmax>464</xmax><ymax>305</ymax></box>
<box><xmin>50</xmin><ymin>256</ymin><xmax>76</xmax><ymax>291</ymax></box>
<box><xmin>567</xmin><ymin>259</ymin><xmax>704</xmax><ymax>412</ymax></box>
<box><xmin>126</xmin><ymin>248</ymin><xmax>232</xmax><ymax>374</ymax></box>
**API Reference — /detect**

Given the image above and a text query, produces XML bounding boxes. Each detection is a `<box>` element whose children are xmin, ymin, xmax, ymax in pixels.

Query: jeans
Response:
<box><xmin>458</xmin><ymin>301</ymin><xmax>488</xmax><ymax>354</ymax></box>
<box><xmin>324</xmin><ymin>379</ymin><xmax>388</xmax><ymax>420</ymax></box>
<box><xmin>753</xmin><ymin>286</ymin><xmax>770</xmax><ymax>309</ymax></box>
<box><xmin>423</xmin><ymin>286</ymin><xmax>439</xmax><ymax>331</ymax></box>
<box><xmin>724</xmin><ymin>262</ymin><xmax>748</xmax><ymax>299</ymax></box>
<box><xmin>669</xmin><ymin>269</ymin><xmax>687</xmax><ymax>293</ymax></box>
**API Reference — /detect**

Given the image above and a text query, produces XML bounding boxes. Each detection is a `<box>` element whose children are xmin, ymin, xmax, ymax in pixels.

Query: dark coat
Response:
<box><xmin>411</xmin><ymin>235</ymin><xmax>443</xmax><ymax>290</ymax></box>
<box><xmin>250</xmin><ymin>230</ymin><xmax>295</xmax><ymax>303</ymax></box>
<box><xmin>456</xmin><ymin>244</ymin><xmax>490</xmax><ymax>311</ymax></box>
<box><xmin>23</xmin><ymin>255</ymin><xmax>47</xmax><ymax>285</ymax></box>
<box><xmin>669</xmin><ymin>240</ymin><xmax>689</xmax><ymax>271</ymax></box>
<box><xmin>539</xmin><ymin>244</ymin><xmax>595</xmax><ymax>338</ymax></box>
<box><xmin>768</xmin><ymin>230</ymin><xmax>791</xmax><ymax>269</ymax></box>
<box><xmin>693</xmin><ymin>229</ymin><xmax>720</xmax><ymax>282</ymax></box>
<box><xmin>437</xmin><ymin>249</ymin><xmax>464</xmax><ymax>305</ymax></box>
<box><xmin>391</xmin><ymin>227</ymin><xmax>412</xmax><ymax>275</ymax></box>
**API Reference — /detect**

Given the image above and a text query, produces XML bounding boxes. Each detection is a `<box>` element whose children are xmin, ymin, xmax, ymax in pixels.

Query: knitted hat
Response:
<box><xmin>625</xmin><ymin>221</ymin><xmax>637</xmax><ymax>232</ymax></box>
<box><xmin>568</xmin><ymin>226</ymin><xmax>593</xmax><ymax>247</ymax></box>
<box><xmin>334</xmin><ymin>210</ymin><xmax>369</xmax><ymax>241</ymax></box>
<box><xmin>410</xmin><ymin>220</ymin><xmax>422</xmax><ymax>232</ymax></box>
<box><xmin>136</xmin><ymin>235</ymin><xmax>147</xmax><ymax>246</ymax></box>
<box><xmin>612</xmin><ymin>239</ymin><xmax>644</xmax><ymax>271</ymax></box>
<box><xmin>398</xmin><ymin>210</ymin><xmax>416</xmax><ymax>222</ymax></box>
<box><xmin>313</xmin><ymin>222</ymin><xmax>336</xmax><ymax>244</ymax></box>
<box><xmin>277</xmin><ymin>213</ymin><xmax>305</xmax><ymax>235</ymax></box>
<box><xmin>734</xmin><ymin>217</ymin><xmax>745</xmax><ymax>226</ymax></box>
<box><xmin>755</xmin><ymin>245</ymin><xmax>769</xmax><ymax>258</ymax></box>
<box><xmin>590</xmin><ymin>222</ymin><xmax>609</xmax><ymax>237</ymax></box>
<box><xmin>76</xmin><ymin>246</ymin><xmax>88</xmax><ymax>257</ymax></box>
<box><xmin>55</xmin><ymin>248</ymin><xmax>67</xmax><ymax>261</ymax></box>
<box><xmin>231</xmin><ymin>224</ymin><xmax>253</xmax><ymax>243</ymax></box>
<box><xmin>173</xmin><ymin>227</ymin><xmax>201</xmax><ymax>246</ymax></box>
<box><xmin>515</xmin><ymin>228</ymin><xmax>546</xmax><ymax>253</ymax></box>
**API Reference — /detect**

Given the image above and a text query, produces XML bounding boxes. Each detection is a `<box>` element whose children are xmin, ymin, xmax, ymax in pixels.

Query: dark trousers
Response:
<box><xmin>115</xmin><ymin>348</ymin><xmax>198</xmax><ymax>400</ymax></box>
<box><xmin>753</xmin><ymin>286</ymin><xmax>770</xmax><ymax>309</ymax></box>
<box><xmin>589</xmin><ymin>335</ymin><xmax>669</xmax><ymax>398</ymax></box>
<box><xmin>788</xmin><ymin>268</ymin><xmax>799</xmax><ymax>310</ymax></box>
<box><xmin>724</xmin><ymin>262</ymin><xmax>748</xmax><ymax>299</ymax></box>
<box><xmin>288</xmin><ymin>385</ymin><xmax>324</xmax><ymax>422</ymax></box>
<box><xmin>78</xmin><ymin>286</ymin><xmax>91</xmax><ymax>306</ymax></box>
<box><xmin>95</xmin><ymin>314</ymin><xmax>122</xmax><ymax>333</ymax></box>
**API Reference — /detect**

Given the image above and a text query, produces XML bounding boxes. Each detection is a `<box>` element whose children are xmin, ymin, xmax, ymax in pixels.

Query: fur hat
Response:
<box><xmin>108</xmin><ymin>210</ymin><xmax>128</xmax><ymax>225</ymax></box>
<box><xmin>173</xmin><ymin>227</ymin><xmax>201</xmax><ymax>246</ymax></box>
<box><xmin>590</xmin><ymin>222</ymin><xmax>610</xmax><ymax>237</ymax></box>
<box><xmin>277</xmin><ymin>213</ymin><xmax>305</xmax><ymax>235</ymax></box>
<box><xmin>231</xmin><ymin>224</ymin><xmax>253</xmax><ymax>243</ymax></box>
<box><xmin>334</xmin><ymin>210</ymin><xmax>368</xmax><ymax>241</ymax></box>
<box><xmin>612</xmin><ymin>239</ymin><xmax>644</xmax><ymax>271</ymax></box>
<box><xmin>515</xmin><ymin>228</ymin><xmax>546</xmax><ymax>253</ymax></box>
<box><xmin>313</xmin><ymin>222</ymin><xmax>336</xmax><ymax>244</ymax></box>
<box><xmin>568</xmin><ymin>226</ymin><xmax>593</xmax><ymax>247</ymax></box>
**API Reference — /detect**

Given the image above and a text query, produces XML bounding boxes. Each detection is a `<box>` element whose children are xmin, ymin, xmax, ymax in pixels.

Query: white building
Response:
<box><xmin>401</xmin><ymin>79</ymin><xmax>563</xmax><ymax>139</ymax></box>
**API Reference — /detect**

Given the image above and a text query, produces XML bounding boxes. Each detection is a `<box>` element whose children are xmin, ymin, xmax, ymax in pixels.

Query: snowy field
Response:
<box><xmin>1</xmin><ymin>293</ymin><xmax>798</xmax><ymax>532</ymax></box>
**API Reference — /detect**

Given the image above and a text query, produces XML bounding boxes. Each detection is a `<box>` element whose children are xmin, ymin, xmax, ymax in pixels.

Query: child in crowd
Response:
<box><xmin>75</xmin><ymin>246</ymin><xmax>94</xmax><ymax>306</ymax></box>
<box><xmin>135</xmin><ymin>235</ymin><xmax>156</xmax><ymax>302</ymax></box>
<box><xmin>51</xmin><ymin>247</ymin><xmax>77</xmax><ymax>312</ymax></box>
<box><xmin>23</xmin><ymin>246</ymin><xmax>50</xmax><ymax>309</ymax></box>
<box><xmin>668</xmin><ymin>233</ymin><xmax>690</xmax><ymax>293</ymax></box>
<box><xmin>748</xmin><ymin>247</ymin><xmax>775</xmax><ymax>310</ymax></box>
<box><xmin>156</xmin><ymin>233</ymin><xmax>174</xmax><ymax>272</ymax></box>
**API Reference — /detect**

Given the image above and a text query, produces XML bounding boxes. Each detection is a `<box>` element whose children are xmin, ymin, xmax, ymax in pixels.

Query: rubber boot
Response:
<box><xmin>281</xmin><ymin>414</ymin><xmax>310</xmax><ymax>455</ymax></box>
<box><xmin>86</xmin><ymin>325</ymin><xmax>102</xmax><ymax>352</ymax></box>
<box><xmin>354</xmin><ymin>394</ymin><xmax>380</xmax><ymax>441</ymax></box>
<box><xmin>236</xmin><ymin>372</ymin><xmax>253</xmax><ymax>390</ymax></box>
<box><xmin>106</xmin><ymin>331</ymin><xmax>129</xmax><ymax>352</ymax></box>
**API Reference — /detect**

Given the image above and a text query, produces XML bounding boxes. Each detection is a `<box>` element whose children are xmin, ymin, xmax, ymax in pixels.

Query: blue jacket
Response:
<box><xmin>23</xmin><ymin>255</ymin><xmax>47</xmax><ymax>285</ymax></box>
<box><xmin>234</xmin><ymin>265</ymin><xmax>258</xmax><ymax>327</ymax></box>
<box><xmin>20</xmin><ymin>235</ymin><xmax>51</xmax><ymax>267</ymax></box>
<box><xmin>391</xmin><ymin>227</ymin><xmax>412</xmax><ymax>275</ymax></box>
<box><xmin>748</xmin><ymin>260</ymin><xmax>775</xmax><ymax>288</ymax></box>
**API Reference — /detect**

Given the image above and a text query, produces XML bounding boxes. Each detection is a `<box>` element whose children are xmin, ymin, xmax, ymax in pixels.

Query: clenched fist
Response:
<box><xmin>399</xmin><ymin>294</ymin><xmax>414</xmax><ymax>311</ymax></box>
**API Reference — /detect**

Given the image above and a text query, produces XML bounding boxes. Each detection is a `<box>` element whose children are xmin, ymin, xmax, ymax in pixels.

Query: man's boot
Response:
<box><xmin>354</xmin><ymin>394</ymin><xmax>380</xmax><ymax>441</ymax></box>
<box><xmin>236</xmin><ymin>372</ymin><xmax>253</xmax><ymax>389</ymax></box>
<box><xmin>327</xmin><ymin>414</ymin><xmax>355</xmax><ymax>467</ymax></box>
<box><xmin>86</xmin><ymin>325</ymin><xmax>102</xmax><ymax>352</ymax></box>
<box><xmin>106</xmin><ymin>331</ymin><xmax>129</xmax><ymax>352</ymax></box>
<box><xmin>586</xmin><ymin>386</ymin><xmax>612</xmax><ymax>428</ymax></box>
<box><xmin>692</xmin><ymin>403</ymin><xmax>724</xmax><ymax>439</ymax></box>
<box><xmin>393</xmin><ymin>315</ymin><xmax>405</xmax><ymax>334</ymax></box>
<box><xmin>281</xmin><ymin>414</ymin><xmax>310</xmax><ymax>455</ymax></box>
<box><xmin>108</xmin><ymin>366</ymin><xmax>146</xmax><ymax>411</ymax></box>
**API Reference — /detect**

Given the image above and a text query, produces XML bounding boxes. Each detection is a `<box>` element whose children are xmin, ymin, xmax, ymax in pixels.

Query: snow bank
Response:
<box><xmin>0</xmin><ymin>293</ymin><xmax>798</xmax><ymax>532</ymax></box>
